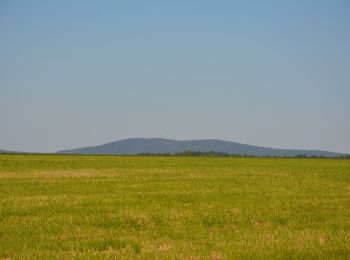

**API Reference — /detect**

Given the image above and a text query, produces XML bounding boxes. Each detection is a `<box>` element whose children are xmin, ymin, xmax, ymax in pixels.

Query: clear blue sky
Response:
<box><xmin>1</xmin><ymin>0</ymin><xmax>349</xmax><ymax>153</ymax></box>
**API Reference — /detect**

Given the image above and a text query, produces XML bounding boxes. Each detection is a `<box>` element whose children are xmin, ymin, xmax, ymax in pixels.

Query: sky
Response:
<box><xmin>1</xmin><ymin>0</ymin><xmax>350</xmax><ymax>153</ymax></box>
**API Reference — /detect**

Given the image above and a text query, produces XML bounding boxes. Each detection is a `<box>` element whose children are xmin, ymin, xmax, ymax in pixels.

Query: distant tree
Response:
<box><xmin>295</xmin><ymin>154</ymin><xmax>308</xmax><ymax>158</ymax></box>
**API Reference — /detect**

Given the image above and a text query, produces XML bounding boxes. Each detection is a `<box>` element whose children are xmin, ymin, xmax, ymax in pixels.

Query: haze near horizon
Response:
<box><xmin>1</xmin><ymin>1</ymin><xmax>349</xmax><ymax>153</ymax></box>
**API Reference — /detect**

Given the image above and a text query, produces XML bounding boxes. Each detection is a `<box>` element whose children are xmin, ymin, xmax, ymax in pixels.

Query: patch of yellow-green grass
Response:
<box><xmin>0</xmin><ymin>155</ymin><xmax>350</xmax><ymax>259</ymax></box>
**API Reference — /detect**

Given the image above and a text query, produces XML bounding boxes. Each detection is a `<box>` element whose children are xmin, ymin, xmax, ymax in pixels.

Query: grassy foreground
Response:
<box><xmin>0</xmin><ymin>155</ymin><xmax>349</xmax><ymax>259</ymax></box>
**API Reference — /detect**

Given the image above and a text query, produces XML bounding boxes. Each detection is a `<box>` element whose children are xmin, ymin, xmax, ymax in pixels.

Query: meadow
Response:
<box><xmin>0</xmin><ymin>154</ymin><xmax>349</xmax><ymax>259</ymax></box>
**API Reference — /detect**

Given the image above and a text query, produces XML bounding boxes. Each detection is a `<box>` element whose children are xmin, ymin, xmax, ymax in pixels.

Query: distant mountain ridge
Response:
<box><xmin>56</xmin><ymin>138</ymin><xmax>347</xmax><ymax>157</ymax></box>
<box><xmin>0</xmin><ymin>149</ymin><xmax>20</xmax><ymax>154</ymax></box>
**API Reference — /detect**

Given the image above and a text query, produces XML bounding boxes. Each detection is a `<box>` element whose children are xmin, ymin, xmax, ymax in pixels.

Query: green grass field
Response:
<box><xmin>1</xmin><ymin>155</ymin><xmax>350</xmax><ymax>259</ymax></box>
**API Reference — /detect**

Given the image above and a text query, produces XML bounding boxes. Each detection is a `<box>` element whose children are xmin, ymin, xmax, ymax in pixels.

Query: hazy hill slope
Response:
<box><xmin>0</xmin><ymin>149</ymin><xmax>18</xmax><ymax>154</ymax></box>
<box><xmin>56</xmin><ymin>138</ymin><xmax>346</xmax><ymax>157</ymax></box>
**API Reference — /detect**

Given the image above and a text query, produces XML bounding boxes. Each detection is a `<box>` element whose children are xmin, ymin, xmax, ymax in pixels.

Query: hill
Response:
<box><xmin>56</xmin><ymin>138</ymin><xmax>346</xmax><ymax>157</ymax></box>
<box><xmin>0</xmin><ymin>149</ymin><xmax>18</xmax><ymax>154</ymax></box>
